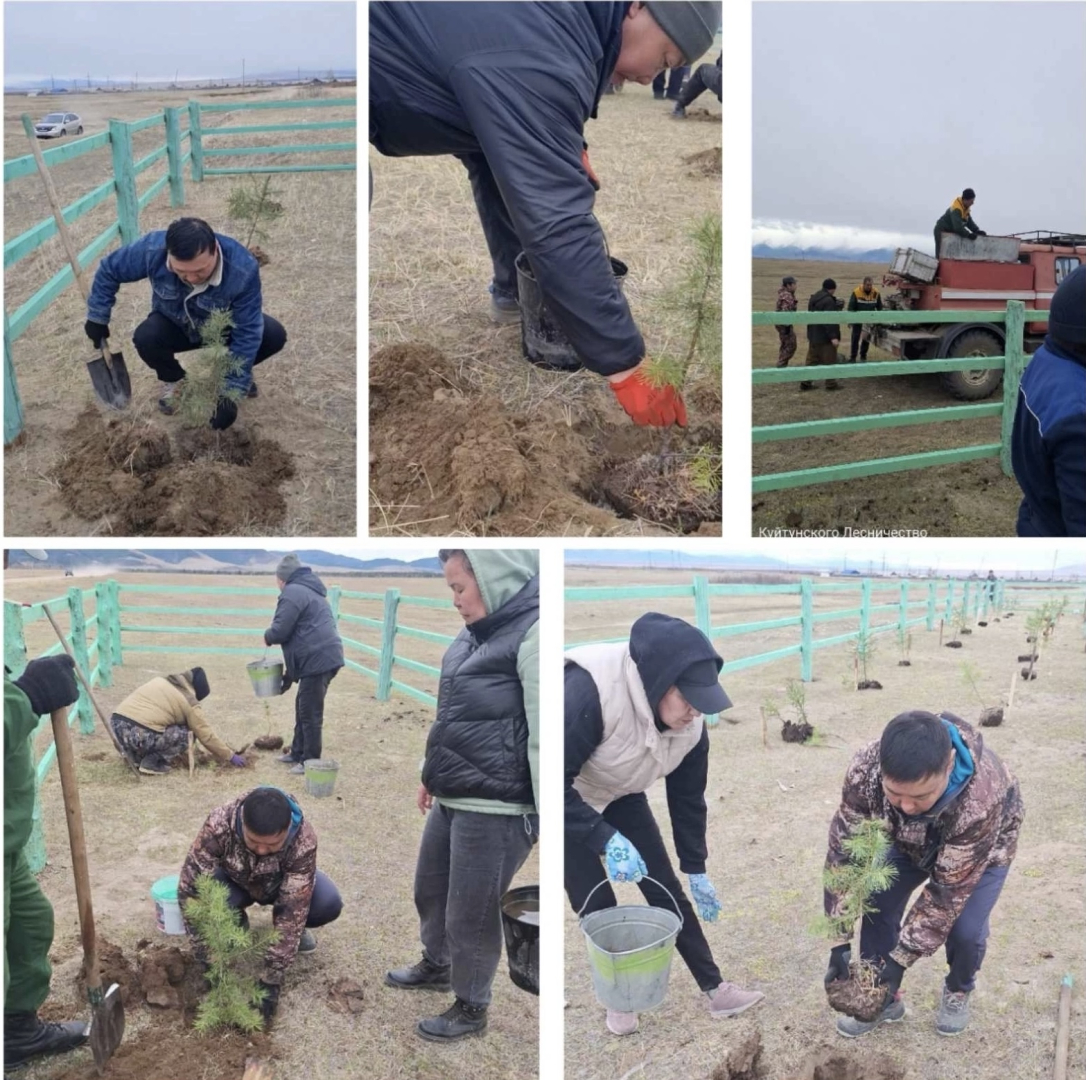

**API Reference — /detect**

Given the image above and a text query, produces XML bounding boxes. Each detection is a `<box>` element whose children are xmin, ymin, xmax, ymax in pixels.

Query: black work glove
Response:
<box><xmin>209</xmin><ymin>397</ymin><xmax>238</xmax><ymax>431</ymax></box>
<box><xmin>824</xmin><ymin>943</ymin><xmax>851</xmax><ymax>985</ymax></box>
<box><xmin>280</xmin><ymin>675</ymin><xmax>294</xmax><ymax>696</ymax></box>
<box><xmin>878</xmin><ymin>956</ymin><xmax>906</xmax><ymax>1007</ymax></box>
<box><xmin>975</xmin><ymin>230</ymin><xmax>987</xmax><ymax>237</ymax></box>
<box><xmin>84</xmin><ymin>320</ymin><xmax>110</xmax><ymax>349</ymax></box>
<box><xmin>14</xmin><ymin>655</ymin><xmax>79</xmax><ymax>716</ymax></box>
<box><xmin>257</xmin><ymin>980</ymin><xmax>280</xmax><ymax>1027</ymax></box>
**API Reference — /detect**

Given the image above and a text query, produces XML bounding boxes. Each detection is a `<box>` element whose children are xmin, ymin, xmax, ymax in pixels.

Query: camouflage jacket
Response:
<box><xmin>177</xmin><ymin>790</ymin><xmax>317</xmax><ymax>985</ymax></box>
<box><xmin>824</xmin><ymin>714</ymin><xmax>1024</xmax><ymax>968</ymax></box>
<box><xmin>775</xmin><ymin>287</ymin><xmax>798</xmax><ymax>315</ymax></box>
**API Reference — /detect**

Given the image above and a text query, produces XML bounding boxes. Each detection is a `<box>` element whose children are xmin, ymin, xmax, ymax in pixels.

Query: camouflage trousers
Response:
<box><xmin>110</xmin><ymin>713</ymin><xmax>189</xmax><ymax>767</ymax></box>
<box><xmin>776</xmin><ymin>326</ymin><xmax>797</xmax><ymax>367</ymax></box>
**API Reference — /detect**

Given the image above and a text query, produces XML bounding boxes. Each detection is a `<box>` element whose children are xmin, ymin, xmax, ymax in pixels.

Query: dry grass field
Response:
<box><xmin>752</xmin><ymin>258</ymin><xmax>1021</xmax><ymax>538</ymax></box>
<box><xmin>369</xmin><ymin>62</ymin><xmax>722</xmax><ymax>538</ymax></box>
<box><xmin>4</xmin><ymin>86</ymin><xmax>356</xmax><ymax>536</ymax></box>
<box><xmin>563</xmin><ymin>567</ymin><xmax>1085</xmax><ymax>1080</ymax></box>
<box><xmin>4</xmin><ymin>568</ymin><xmax>538</xmax><ymax>1080</ymax></box>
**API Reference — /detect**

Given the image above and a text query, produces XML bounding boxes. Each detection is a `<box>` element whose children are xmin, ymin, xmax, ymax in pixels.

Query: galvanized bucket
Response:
<box><xmin>247</xmin><ymin>658</ymin><xmax>283</xmax><ymax>698</ymax></box>
<box><xmin>578</xmin><ymin>876</ymin><xmax>683</xmax><ymax>1013</ymax></box>
<box><xmin>304</xmin><ymin>758</ymin><xmax>340</xmax><ymax>798</ymax></box>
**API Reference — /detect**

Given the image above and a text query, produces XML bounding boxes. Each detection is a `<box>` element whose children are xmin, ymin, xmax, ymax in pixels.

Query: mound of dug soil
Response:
<box><xmin>785</xmin><ymin>1049</ymin><xmax>905</xmax><ymax>1080</ymax></box>
<box><xmin>369</xmin><ymin>343</ymin><xmax>721</xmax><ymax>535</ymax></box>
<box><xmin>254</xmin><ymin>735</ymin><xmax>285</xmax><ymax>751</ymax></box>
<box><xmin>711</xmin><ymin>1030</ymin><xmax>766</xmax><ymax>1079</ymax></box>
<box><xmin>55</xmin><ymin>408</ymin><xmax>295</xmax><ymax>536</ymax></box>
<box><xmin>781</xmin><ymin>720</ymin><xmax>814</xmax><ymax>744</ymax></box>
<box><xmin>684</xmin><ymin>108</ymin><xmax>721</xmax><ymax>122</ymax></box>
<box><xmin>327</xmin><ymin>976</ymin><xmax>366</xmax><ymax>1015</ymax></box>
<box><xmin>684</xmin><ymin>147</ymin><xmax>722</xmax><ymax>176</ymax></box>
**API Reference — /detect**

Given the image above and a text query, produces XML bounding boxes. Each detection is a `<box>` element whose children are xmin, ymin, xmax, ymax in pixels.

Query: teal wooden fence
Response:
<box><xmin>4</xmin><ymin>94</ymin><xmax>355</xmax><ymax>445</ymax></box>
<box><xmin>751</xmin><ymin>303</ymin><xmax>1045</xmax><ymax>492</ymax></box>
<box><xmin>5</xmin><ymin>577</ymin><xmax>452</xmax><ymax>872</ymax></box>
<box><xmin>566</xmin><ymin>575</ymin><xmax>1085</xmax><ymax>725</ymax></box>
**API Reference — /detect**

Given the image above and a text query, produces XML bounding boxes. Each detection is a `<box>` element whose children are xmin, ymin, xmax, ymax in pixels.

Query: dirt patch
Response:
<box><xmin>82</xmin><ymin>750</ymin><xmax>110</xmax><ymax>762</ymax></box>
<box><xmin>897</xmin><ymin>660</ymin><xmax>912</xmax><ymax>667</ymax></box>
<box><xmin>980</xmin><ymin>707</ymin><xmax>1004</xmax><ymax>727</ymax></box>
<box><xmin>824</xmin><ymin>962</ymin><xmax>886</xmax><ymax>1021</ymax></box>
<box><xmin>945</xmin><ymin>640</ymin><xmax>963</xmax><ymax>649</ymax></box>
<box><xmin>1020</xmin><ymin>668</ymin><xmax>1037</xmax><ymax>680</ymax></box>
<box><xmin>781</xmin><ymin>720</ymin><xmax>814</xmax><ymax>743</ymax></box>
<box><xmin>254</xmin><ymin>735</ymin><xmax>284</xmax><ymax>751</ymax></box>
<box><xmin>784</xmin><ymin>1048</ymin><xmax>906</xmax><ymax>1080</ymax></box>
<box><xmin>710</xmin><ymin>1029</ymin><xmax>766</xmax><ymax>1080</ymax></box>
<box><xmin>326</xmin><ymin>976</ymin><xmax>366</xmax><ymax>1015</ymax></box>
<box><xmin>856</xmin><ymin>680</ymin><xmax>883</xmax><ymax>690</ymax></box>
<box><xmin>369</xmin><ymin>343</ymin><xmax>720</xmax><ymax>535</ymax></box>
<box><xmin>75</xmin><ymin>938</ymin><xmax>142</xmax><ymax>1007</ymax></box>
<box><xmin>684</xmin><ymin>146</ymin><xmax>721</xmax><ymax>176</ymax></box>
<box><xmin>684</xmin><ymin>108</ymin><xmax>721</xmax><ymax>122</ymax></box>
<box><xmin>54</xmin><ymin>407</ymin><xmax>296</xmax><ymax>536</ymax></box>
<box><xmin>248</xmin><ymin>245</ymin><xmax>270</xmax><ymax>266</ymax></box>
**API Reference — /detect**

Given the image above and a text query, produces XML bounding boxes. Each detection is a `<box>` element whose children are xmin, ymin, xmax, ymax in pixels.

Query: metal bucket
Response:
<box><xmin>578</xmin><ymin>876</ymin><xmax>682</xmax><ymax>1013</ymax></box>
<box><xmin>247</xmin><ymin>659</ymin><xmax>283</xmax><ymax>698</ymax></box>
<box><xmin>304</xmin><ymin>758</ymin><xmax>340</xmax><ymax>798</ymax></box>
<box><xmin>500</xmin><ymin>885</ymin><xmax>539</xmax><ymax>995</ymax></box>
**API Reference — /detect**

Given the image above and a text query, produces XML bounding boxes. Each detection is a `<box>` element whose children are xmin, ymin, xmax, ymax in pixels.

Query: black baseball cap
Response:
<box><xmin>675</xmin><ymin>659</ymin><xmax>732</xmax><ymax>715</ymax></box>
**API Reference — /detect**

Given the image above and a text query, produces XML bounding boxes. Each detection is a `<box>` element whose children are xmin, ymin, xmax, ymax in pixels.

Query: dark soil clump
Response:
<box><xmin>980</xmin><ymin>707</ymin><xmax>1004</xmax><ymax>727</ymax></box>
<box><xmin>959</xmin><ymin>628</ymin><xmax>972</xmax><ymax>635</ymax></box>
<box><xmin>785</xmin><ymin>1048</ymin><xmax>906</xmax><ymax>1080</ymax></box>
<box><xmin>1020</xmin><ymin>668</ymin><xmax>1037</xmax><ymax>680</ymax></box>
<box><xmin>977</xmin><ymin>620</ymin><xmax>988</xmax><ymax>627</ymax></box>
<box><xmin>781</xmin><ymin>720</ymin><xmax>814</xmax><ymax>744</ymax></box>
<box><xmin>856</xmin><ymin>680</ymin><xmax>883</xmax><ymax>690</ymax></box>
<box><xmin>254</xmin><ymin>734</ymin><xmax>285</xmax><ymax>751</ymax></box>
<box><xmin>1018</xmin><ymin>654</ymin><xmax>1036</xmax><ymax>663</ymax></box>
<box><xmin>684</xmin><ymin>108</ymin><xmax>721</xmax><ymax>122</ymax></box>
<box><xmin>683</xmin><ymin>146</ymin><xmax>721</xmax><ymax>176</ymax></box>
<box><xmin>944</xmin><ymin>641</ymin><xmax>963</xmax><ymax>649</ymax></box>
<box><xmin>824</xmin><ymin>961</ymin><xmax>886</xmax><ymax>1021</ymax></box>
<box><xmin>76</xmin><ymin>938</ymin><xmax>141</xmax><ymax>1007</ymax></box>
<box><xmin>897</xmin><ymin>660</ymin><xmax>911</xmax><ymax>667</ymax></box>
<box><xmin>248</xmin><ymin>245</ymin><xmax>269</xmax><ymax>266</ymax></box>
<box><xmin>55</xmin><ymin>407</ymin><xmax>295</xmax><ymax>536</ymax></box>
<box><xmin>596</xmin><ymin>452</ymin><xmax>720</xmax><ymax>534</ymax></box>
<box><xmin>710</xmin><ymin>1030</ymin><xmax>766</xmax><ymax>1080</ymax></box>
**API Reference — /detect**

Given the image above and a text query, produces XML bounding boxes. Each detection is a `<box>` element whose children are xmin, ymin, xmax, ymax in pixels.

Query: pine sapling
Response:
<box><xmin>176</xmin><ymin>309</ymin><xmax>246</xmax><ymax>430</ymax></box>
<box><xmin>896</xmin><ymin>626</ymin><xmax>912</xmax><ymax>667</ymax></box>
<box><xmin>184</xmin><ymin>873</ymin><xmax>280</xmax><ymax>1034</ymax></box>
<box><xmin>851</xmin><ymin>630</ymin><xmax>880</xmax><ymax>689</ymax></box>
<box><xmin>775</xmin><ymin>680</ymin><xmax>815</xmax><ymax>743</ymax></box>
<box><xmin>226</xmin><ymin>175</ymin><xmax>285</xmax><ymax>252</ymax></box>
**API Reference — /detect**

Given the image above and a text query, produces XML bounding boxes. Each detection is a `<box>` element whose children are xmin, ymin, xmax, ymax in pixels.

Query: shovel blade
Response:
<box><xmin>86</xmin><ymin>350</ymin><xmax>132</xmax><ymax>410</ymax></box>
<box><xmin>88</xmin><ymin>983</ymin><xmax>125</xmax><ymax>1074</ymax></box>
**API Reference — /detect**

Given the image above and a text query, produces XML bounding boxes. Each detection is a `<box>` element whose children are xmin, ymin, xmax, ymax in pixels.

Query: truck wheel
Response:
<box><xmin>940</xmin><ymin>329</ymin><xmax>1004</xmax><ymax>400</ymax></box>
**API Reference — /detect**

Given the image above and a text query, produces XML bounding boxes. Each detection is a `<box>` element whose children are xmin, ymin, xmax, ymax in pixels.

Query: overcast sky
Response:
<box><xmin>753</xmin><ymin>2</ymin><xmax>1086</xmax><ymax>251</ymax></box>
<box><xmin>3</xmin><ymin>2</ymin><xmax>355</xmax><ymax>82</ymax></box>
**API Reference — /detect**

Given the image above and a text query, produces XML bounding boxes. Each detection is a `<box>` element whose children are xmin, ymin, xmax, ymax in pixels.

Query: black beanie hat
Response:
<box><xmin>962</xmin><ymin>188</ymin><xmax>976</xmax><ymax>200</ymax></box>
<box><xmin>1048</xmin><ymin>264</ymin><xmax>1086</xmax><ymax>345</ymax></box>
<box><xmin>822</xmin><ymin>278</ymin><xmax>837</xmax><ymax>290</ymax></box>
<box><xmin>189</xmin><ymin>667</ymin><xmax>210</xmax><ymax>701</ymax></box>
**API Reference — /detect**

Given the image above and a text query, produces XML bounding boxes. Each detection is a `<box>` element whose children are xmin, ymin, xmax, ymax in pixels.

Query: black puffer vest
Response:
<box><xmin>422</xmin><ymin>575</ymin><xmax>539</xmax><ymax>802</ymax></box>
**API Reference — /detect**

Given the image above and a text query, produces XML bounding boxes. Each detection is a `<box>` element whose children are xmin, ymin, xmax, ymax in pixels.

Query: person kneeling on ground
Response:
<box><xmin>824</xmin><ymin>710</ymin><xmax>1023</xmax><ymax>1039</ymax></box>
<box><xmin>110</xmin><ymin>667</ymin><xmax>245</xmax><ymax>775</ymax></box>
<box><xmin>178</xmin><ymin>787</ymin><xmax>343</xmax><ymax>1029</ymax></box>
<box><xmin>671</xmin><ymin>52</ymin><xmax>721</xmax><ymax>117</ymax></box>
<box><xmin>386</xmin><ymin>549</ymin><xmax>539</xmax><ymax>1043</ymax></box>
<box><xmin>565</xmin><ymin>612</ymin><xmax>764</xmax><ymax>1036</ymax></box>
<box><xmin>264</xmin><ymin>554</ymin><xmax>344</xmax><ymax>776</ymax></box>
<box><xmin>84</xmin><ymin>216</ymin><xmax>287</xmax><ymax>429</ymax></box>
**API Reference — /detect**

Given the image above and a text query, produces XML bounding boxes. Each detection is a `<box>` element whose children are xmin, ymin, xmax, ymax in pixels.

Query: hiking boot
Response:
<box><xmin>246</xmin><ymin>381</ymin><xmax>258</xmax><ymax>399</ymax></box>
<box><xmin>671</xmin><ymin>104</ymin><xmax>687</xmax><ymax>119</ymax></box>
<box><xmin>275</xmin><ymin>752</ymin><xmax>297</xmax><ymax>764</ymax></box>
<box><xmin>385</xmin><ymin>955</ymin><xmax>452</xmax><ymax>991</ymax></box>
<box><xmin>138</xmin><ymin>753</ymin><xmax>170</xmax><ymax>775</ymax></box>
<box><xmin>157</xmin><ymin>379</ymin><xmax>185</xmax><ymax>415</ymax></box>
<box><xmin>287</xmin><ymin>763</ymin><xmax>305</xmax><ymax>775</ymax></box>
<box><xmin>936</xmin><ymin>987</ymin><xmax>971</xmax><ymax>1036</ymax></box>
<box><xmin>298</xmin><ymin>929</ymin><xmax>317</xmax><ymax>954</ymax></box>
<box><xmin>799</xmin><ymin>381</ymin><xmax>815</xmax><ymax>391</ymax></box>
<box><xmin>836</xmin><ymin>995</ymin><xmax>906</xmax><ymax>1038</ymax></box>
<box><xmin>606</xmin><ymin>1009</ymin><xmax>639</xmax><ymax>1036</ymax></box>
<box><xmin>488</xmin><ymin>284</ymin><xmax>520</xmax><ymax>325</ymax></box>
<box><xmin>706</xmin><ymin>981</ymin><xmax>766</xmax><ymax>1018</ymax></box>
<box><xmin>3</xmin><ymin>1012</ymin><xmax>88</xmax><ymax>1070</ymax></box>
<box><xmin>825</xmin><ymin>379</ymin><xmax>841</xmax><ymax>390</ymax></box>
<box><xmin>417</xmin><ymin>998</ymin><xmax>488</xmax><ymax>1042</ymax></box>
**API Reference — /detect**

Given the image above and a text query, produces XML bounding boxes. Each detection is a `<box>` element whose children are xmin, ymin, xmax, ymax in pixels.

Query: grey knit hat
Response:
<box><xmin>276</xmin><ymin>552</ymin><xmax>301</xmax><ymax>581</ymax></box>
<box><xmin>644</xmin><ymin>2</ymin><xmax>721</xmax><ymax>63</ymax></box>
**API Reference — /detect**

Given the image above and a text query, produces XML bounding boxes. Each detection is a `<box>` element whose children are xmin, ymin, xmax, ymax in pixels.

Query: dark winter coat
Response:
<box><xmin>369</xmin><ymin>2</ymin><xmax>643</xmax><ymax>376</ymax></box>
<box><xmin>264</xmin><ymin>567</ymin><xmax>344</xmax><ymax>679</ymax></box>
<box><xmin>806</xmin><ymin>288</ymin><xmax>843</xmax><ymax>344</ymax></box>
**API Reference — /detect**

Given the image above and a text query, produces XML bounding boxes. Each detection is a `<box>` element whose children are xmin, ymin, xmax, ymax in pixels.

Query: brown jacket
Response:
<box><xmin>114</xmin><ymin>676</ymin><xmax>233</xmax><ymax>762</ymax></box>
<box><xmin>177</xmin><ymin>791</ymin><xmax>317</xmax><ymax>985</ymax></box>
<box><xmin>825</xmin><ymin>714</ymin><xmax>1023</xmax><ymax>968</ymax></box>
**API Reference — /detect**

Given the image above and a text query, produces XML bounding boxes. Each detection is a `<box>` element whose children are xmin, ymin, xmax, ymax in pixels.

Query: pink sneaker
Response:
<box><xmin>706</xmin><ymin>981</ymin><xmax>765</xmax><ymax>1018</ymax></box>
<box><xmin>606</xmin><ymin>1009</ymin><xmax>639</xmax><ymax>1036</ymax></box>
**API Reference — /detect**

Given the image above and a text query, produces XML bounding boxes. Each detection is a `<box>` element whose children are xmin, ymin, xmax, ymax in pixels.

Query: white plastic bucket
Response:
<box><xmin>150</xmin><ymin>875</ymin><xmax>185</xmax><ymax>935</ymax></box>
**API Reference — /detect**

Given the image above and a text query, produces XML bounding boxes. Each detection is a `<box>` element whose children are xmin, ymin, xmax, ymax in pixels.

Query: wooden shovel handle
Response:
<box><xmin>50</xmin><ymin>708</ymin><xmax>101</xmax><ymax>994</ymax></box>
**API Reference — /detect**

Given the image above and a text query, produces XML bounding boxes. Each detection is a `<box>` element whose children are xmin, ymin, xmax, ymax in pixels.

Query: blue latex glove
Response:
<box><xmin>229</xmin><ymin>754</ymin><xmax>247</xmax><ymax>768</ymax></box>
<box><xmin>604</xmin><ymin>831</ymin><xmax>647</xmax><ymax>883</ymax></box>
<box><xmin>688</xmin><ymin>873</ymin><xmax>721</xmax><ymax>922</ymax></box>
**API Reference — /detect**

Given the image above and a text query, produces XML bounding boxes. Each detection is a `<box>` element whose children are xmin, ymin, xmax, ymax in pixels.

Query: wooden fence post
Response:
<box><xmin>94</xmin><ymin>581</ymin><xmax>114</xmax><ymax>687</ymax></box>
<box><xmin>108</xmin><ymin>119</ymin><xmax>140</xmax><ymax>243</ymax></box>
<box><xmin>4</xmin><ymin>599</ymin><xmax>28</xmax><ymax>676</ymax></box>
<box><xmin>1000</xmin><ymin>300</ymin><xmax>1027</xmax><ymax>477</ymax></box>
<box><xmin>4</xmin><ymin>312</ymin><xmax>25</xmax><ymax>446</ymax></box>
<box><xmin>376</xmin><ymin>589</ymin><xmax>400</xmax><ymax>701</ymax></box>
<box><xmin>926</xmin><ymin>581</ymin><xmax>937</xmax><ymax>631</ymax></box>
<box><xmin>164</xmin><ymin>106</ymin><xmax>185</xmax><ymax>207</ymax></box>
<box><xmin>800</xmin><ymin>577</ymin><xmax>814</xmax><ymax>682</ymax></box>
<box><xmin>109</xmin><ymin>579</ymin><xmax>123</xmax><ymax>664</ymax></box>
<box><xmin>67</xmin><ymin>587</ymin><xmax>93</xmax><ymax>734</ymax></box>
<box><xmin>187</xmin><ymin>101</ymin><xmax>204</xmax><ymax>181</ymax></box>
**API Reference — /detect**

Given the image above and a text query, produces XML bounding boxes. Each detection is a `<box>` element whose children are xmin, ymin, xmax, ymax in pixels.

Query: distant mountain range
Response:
<box><xmin>6</xmin><ymin>550</ymin><xmax>442</xmax><ymax>574</ymax></box>
<box><xmin>753</xmin><ymin>244</ymin><xmax>896</xmax><ymax>263</ymax></box>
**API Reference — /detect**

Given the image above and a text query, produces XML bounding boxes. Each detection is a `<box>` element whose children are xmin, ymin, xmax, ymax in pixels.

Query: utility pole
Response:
<box><xmin>242</xmin><ymin>58</ymin><xmax>245</xmax><ymax>87</ymax></box>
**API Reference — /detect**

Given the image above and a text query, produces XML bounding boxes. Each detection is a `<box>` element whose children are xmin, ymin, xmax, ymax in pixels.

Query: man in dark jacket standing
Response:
<box><xmin>803</xmin><ymin>279</ymin><xmax>844</xmax><ymax>391</ymax></box>
<box><xmin>847</xmin><ymin>276</ymin><xmax>883</xmax><ymax>362</ymax></box>
<box><xmin>264</xmin><ymin>554</ymin><xmax>344</xmax><ymax>775</ymax></box>
<box><xmin>1011</xmin><ymin>263</ymin><xmax>1086</xmax><ymax>536</ymax></box>
<box><xmin>933</xmin><ymin>189</ymin><xmax>985</xmax><ymax>257</ymax></box>
<box><xmin>370</xmin><ymin>2</ymin><xmax>721</xmax><ymax>429</ymax></box>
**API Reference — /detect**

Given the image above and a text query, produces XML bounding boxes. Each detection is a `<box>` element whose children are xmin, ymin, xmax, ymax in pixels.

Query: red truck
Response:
<box><xmin>873</xmin><ymin>231</ymin><xmax>1086</xmax><ymax>399</ymax></box>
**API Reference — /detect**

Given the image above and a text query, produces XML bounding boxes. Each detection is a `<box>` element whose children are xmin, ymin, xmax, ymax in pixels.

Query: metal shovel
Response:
<box><xmin>49</xmin><ymin>707</ymin><xmax>126</xmax><ymax>1073</ymax></box>
<box><xmin>21</xmin><ymin>113</ymin><xmax>131</xmax><ymax>409</ymax></box>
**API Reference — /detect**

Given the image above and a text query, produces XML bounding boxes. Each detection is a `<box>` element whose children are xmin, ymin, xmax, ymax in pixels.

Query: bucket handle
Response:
<box><xmin>577</xmin><ymin>875</ymin><xmax>684</xmax><ymax>929</ymax></box>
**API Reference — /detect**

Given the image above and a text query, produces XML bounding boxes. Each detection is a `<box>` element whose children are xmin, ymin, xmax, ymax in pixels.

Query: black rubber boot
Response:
<box><xmin>138</xmin><ymin>753</ymin><xmax>170</xmax><ymax>775</ymax></box>
<box><xmin>4</xmin><ymin>1012</ymin><xmax>89</xmax><ymax>1071</ymax></box>
<box><xmin>416</xmin><ymin>998</ymin><xmax>488</xmax><ymax>1042</ymax></box>
<box><xmin>385</xmin><ymin>955</ymin><xmax>451</xmax><ymax>991</ymax></box>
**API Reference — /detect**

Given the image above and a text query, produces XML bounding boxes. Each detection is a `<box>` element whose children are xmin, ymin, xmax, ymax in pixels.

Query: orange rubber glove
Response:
<box><xmin>582</xmin><ymin>142</ymin><xmax>600</xmax><ymax>191</ymax></box>
<box><xmin>609</xmin><ymin>366</ymin><xmax>687</xmax><ymax>427</ymax></box>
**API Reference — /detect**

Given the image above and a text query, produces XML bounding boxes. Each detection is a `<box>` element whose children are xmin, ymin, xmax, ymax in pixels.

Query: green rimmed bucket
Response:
<box><xmin>247</xmin><ymin>658</ymin><xmax>283</xmax><ymax>698</ymax></box>
<box><xmin>150</xmin><ymin>874</ymin><xmax>185</xmax><ymax>935</ymax></box>
<box><xmin>578</xmin><ymin>876</ymin><xmax>683</xmax><ymax>1012</ymax></box>
<box><xmin>304</xmin><ymin>758</ymin><xmax>340</xmax><ymax>798</ymax></box>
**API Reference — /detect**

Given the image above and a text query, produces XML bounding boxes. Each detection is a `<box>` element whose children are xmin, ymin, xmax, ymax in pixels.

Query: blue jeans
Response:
<box><xmin>859</xmin><ymin>845</ymin><xmax>1009</xmax><ymax>993</ymax></box>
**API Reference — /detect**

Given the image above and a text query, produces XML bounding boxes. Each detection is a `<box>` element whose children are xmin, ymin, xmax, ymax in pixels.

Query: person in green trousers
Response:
<box><xmin>4</xmin><ymin>552</ymin><xmax>90</xmax><ymax>1071</ymax></box>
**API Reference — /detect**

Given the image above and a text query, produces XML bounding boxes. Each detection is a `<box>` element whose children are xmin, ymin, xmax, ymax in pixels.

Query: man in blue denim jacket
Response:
<box><xmin>85</xmin><ymin>218</ymin><xmax>286</xmax><ymax>430</ymax></box>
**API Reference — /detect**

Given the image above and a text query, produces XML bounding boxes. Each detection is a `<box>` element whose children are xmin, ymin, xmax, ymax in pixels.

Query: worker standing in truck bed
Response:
<box><xmin>933</xmin><ymin>189</ymin><xmax>986</xmax><ymax>257</ymax></box>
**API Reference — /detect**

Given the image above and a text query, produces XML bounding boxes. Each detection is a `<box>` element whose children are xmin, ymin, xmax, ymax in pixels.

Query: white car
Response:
<box><xmin>34</xmin><ymin>112</ymin><xmax>83</xmax><ymax>138</ymax></box>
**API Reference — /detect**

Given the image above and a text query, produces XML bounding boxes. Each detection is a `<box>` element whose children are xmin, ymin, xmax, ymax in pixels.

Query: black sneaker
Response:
<box><xmin>799</xmin><ymin>381</ymin><xmax>815</xmax><ymax>391</ymax></box>
<box><xmin>138</xmin><ymin>754</ymin><xmax>170</xmax><ymax>775</ymax></box>
<box><xmin>247</xmin><ymin>381</ymin><xmax>258</xmax><ymax>399</ymax></box>
<box><xmin>385</xmin><ymin>955</ymin><xmax>451</xmax><ymax>991</ymax></box>
<box><xmin>825</xmin><ymin>380</ymin><xmax>841</xmax><ymax>390</ymax></box>
<box><xmin>4</xmin><ymin>1012</ymin><xmax>89</xmax><ymax>1070</ymax></box>
<box><xmin>416</xmin><ymin>998</ymin><xmax>488</xmax><ymax>1042</ymax></box>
